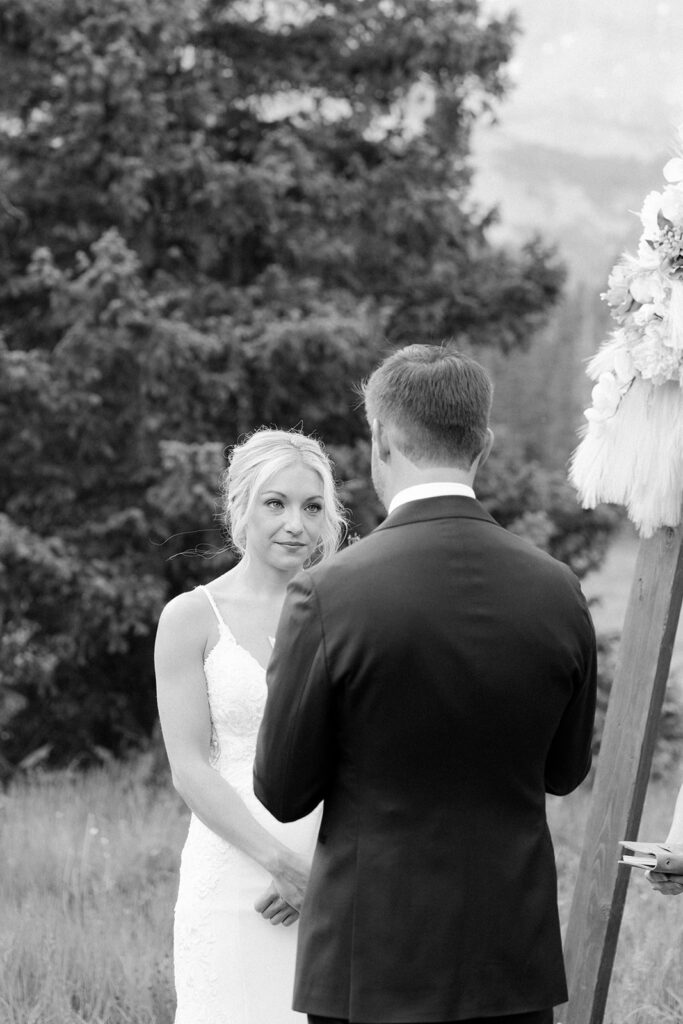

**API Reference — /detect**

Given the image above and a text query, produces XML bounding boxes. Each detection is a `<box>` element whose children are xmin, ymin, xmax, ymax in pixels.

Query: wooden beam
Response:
<box><xmin>561</xmin><ymin>522</ymin><xmax>683</xmax><ymax>1024</ymax></box>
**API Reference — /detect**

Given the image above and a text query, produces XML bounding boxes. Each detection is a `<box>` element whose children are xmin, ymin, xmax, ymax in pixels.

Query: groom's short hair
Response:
<box><xmin>363</xmin><ymin>344</ymin><xmax>493</xmax><ymax>467</ymax></box>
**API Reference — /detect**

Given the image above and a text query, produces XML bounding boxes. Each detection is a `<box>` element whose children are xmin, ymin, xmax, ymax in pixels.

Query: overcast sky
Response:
<box><xmin>482</xmin><ymin>0</ymin><xmax>683</xmax><ymax>159</ymax></box>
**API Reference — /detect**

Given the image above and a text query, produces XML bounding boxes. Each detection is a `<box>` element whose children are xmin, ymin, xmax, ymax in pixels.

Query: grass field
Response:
<box><xmin>2</xmin><ymin>761</ymin><xmax>683</xmax><ymax>1024</ymax></box>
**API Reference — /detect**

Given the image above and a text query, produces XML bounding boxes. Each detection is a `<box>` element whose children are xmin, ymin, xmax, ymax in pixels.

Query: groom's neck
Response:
<box><xmin>383</xmin><ymin>462</ymin><xmax>476</xmax><ymax>507</ymax></box>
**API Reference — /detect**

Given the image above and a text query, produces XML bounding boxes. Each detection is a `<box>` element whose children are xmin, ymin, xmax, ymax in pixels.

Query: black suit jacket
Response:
<box><xmin>254</xmin><ymin>497</ymin><xmax>596</xmax><ymax>1023</ymax></box>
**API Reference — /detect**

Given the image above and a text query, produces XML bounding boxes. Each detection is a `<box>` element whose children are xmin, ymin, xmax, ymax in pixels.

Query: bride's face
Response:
<box><xmin>244</xmin><ymin>462</ymin><xmax>324</xmax><ymax>571</ymax></box>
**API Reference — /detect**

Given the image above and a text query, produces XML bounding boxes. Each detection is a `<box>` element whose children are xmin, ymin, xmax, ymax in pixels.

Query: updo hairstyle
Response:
<box><xmin>222</xmin><ymin>429</ymin><xmax>346</xmax><ymax>562</ymax></box>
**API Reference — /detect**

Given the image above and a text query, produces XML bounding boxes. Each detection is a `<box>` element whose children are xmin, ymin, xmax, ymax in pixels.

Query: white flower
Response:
<box><xmin>651</xmin><ymin>274</ymin><xmax>667</xmax><ymax>304</ymax></box>
<box><xmin>603</xmin><ymin>264</ymin><xmax>634</xmax><ymax>319</ymax></box>
<box><xmin>613</xmin><ymin>347</ymin><xmax>634</xmax><ymax>383</ymax></box>
<box><xmin>585</xmin><ymin>372</ymin><xmax>622</xmax><ymax>422</ymax></box>
<box><xmin>631</xmin><ymin>331</ymin><xmax>681</xmax><ymax>383</ymax></box>
<box><xmin>640</xmin><ymin>190</ymin><xmax>664</xmax><ymax>237</ymax></box>
<box><xmin>633</xmin><ymin>303</ymin><xmax>654</xmax><ymax>325</ymax></box>
<box><xmin>604</xmin><ymin>264</ymin><xmax>628</xmax><ymax>294</ymax></box>
<box><xmin>663</xmin><ymin>157</ymin><xmax>683</xmax><ymax>183</ymax></box>
<box><xmin>609</xmin><ymin>263</ymin><xmax>628</xmax><ymax>286</ymax></box>
<box><xmin>637</xmin><ymin>238</ymin><xmax>661</xmax><ymax>269</ymax></box>
<box><xmin>629</xmin><ymin>272</ymin><xmax>664</xmax><ymax>305</ymax></box>
<box><xmin>660</xmin><ymin>185</ymin><xmax>683</xmax><ymax>225</ymax></box>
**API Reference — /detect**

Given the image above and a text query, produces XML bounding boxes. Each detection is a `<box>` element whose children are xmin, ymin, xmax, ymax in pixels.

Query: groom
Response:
<box><xmin>254</xmin><ymin>344</ymin><xmax>597</xmax><ymax>1024</ymax></box>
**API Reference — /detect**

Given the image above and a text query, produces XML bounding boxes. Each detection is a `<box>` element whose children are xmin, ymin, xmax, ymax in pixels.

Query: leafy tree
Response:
<box><xmin>0</xmin><ymin>0</ymin><xmax>599</xmax><ymax>772</ymax></box>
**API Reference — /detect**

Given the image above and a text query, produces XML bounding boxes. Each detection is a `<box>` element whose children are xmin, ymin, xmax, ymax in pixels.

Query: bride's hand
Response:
<box><xmin>270</xmin><ymin>849</ymin><xmax>310</xmax><ymax>912</ymax></box>
<box><xmin>254</xmin><ymin>882</ymin><xmax>300</xmax><ymax>926</ymax></box>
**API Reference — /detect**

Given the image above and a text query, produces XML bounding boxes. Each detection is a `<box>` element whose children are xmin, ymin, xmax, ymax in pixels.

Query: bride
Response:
<box><xmin>155</xmin><ymin>429</ymin><xmax>346</xmax><ymax>1023</ymax></box>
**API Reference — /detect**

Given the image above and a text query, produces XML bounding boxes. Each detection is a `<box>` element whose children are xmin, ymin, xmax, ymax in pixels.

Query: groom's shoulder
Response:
<box><xmin>307</xmin><ymin>527</ymin><xmax>387</xmax><ymax>585</ymax></box>
<box><xmin>490</xmin><ymin>517</ymin><xmax>582</xmax><ymax>574</ymax></box>
<box><xmin>309</xmin><ymin>513</ymin><xmax>582</xmax><ymax>592</ymax></box>
<box><xmin>494</xmin><ymin>526</ymin><xmax>589</xmax><ymax>611</ymax></box>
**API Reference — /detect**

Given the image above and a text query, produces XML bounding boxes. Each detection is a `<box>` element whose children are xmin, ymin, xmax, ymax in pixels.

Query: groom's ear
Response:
<box><xmin>371</xmin><ymin>418</ymin><xmax>391</xmax><ymax>463</ymax></box>
<box><xmin>472</xmin><ymin>428</ymin><xmax>494</xmax><ymax>473</ymax></box>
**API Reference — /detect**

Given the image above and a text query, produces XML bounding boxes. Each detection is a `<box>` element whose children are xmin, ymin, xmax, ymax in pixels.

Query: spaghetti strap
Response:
<box><xmin>196</xmin><ymin>585</ymin><xmax>228</xmax><ymax>633</ymax></box>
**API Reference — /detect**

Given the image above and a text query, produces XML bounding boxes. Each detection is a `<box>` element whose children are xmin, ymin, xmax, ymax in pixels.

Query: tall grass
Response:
<box><xmin>0</xmin><ymin>762</ymin><xmax>187</xmax><ymax>1024</ymax></box>
<box><xmin>2</xmin><ymin>764</ymin><xmax>683</xmax><ymax>1023</ymax></box>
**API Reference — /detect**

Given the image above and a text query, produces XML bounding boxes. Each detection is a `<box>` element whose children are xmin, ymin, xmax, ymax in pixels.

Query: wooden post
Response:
<box><xmin>561</xmin><ymin>522</ymin><xmax>683</xmax><ymax>1024</ymax></box>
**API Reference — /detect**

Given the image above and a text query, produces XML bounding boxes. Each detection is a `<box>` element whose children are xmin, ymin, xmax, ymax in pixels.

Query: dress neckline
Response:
<box><xmin>204</xmin><ymin>630</ymin><xmax>270</xmax><ymax>675</ymax></box>
<box><xmin>198</xmin><ymin>586</ymin><xmax>273</xmax><ymax>673</ymax></box>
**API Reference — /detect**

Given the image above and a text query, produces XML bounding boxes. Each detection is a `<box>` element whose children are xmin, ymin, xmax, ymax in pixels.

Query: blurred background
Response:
<box><xmin>9</xmin><ymin>0</ymin><xmax>676</xmax><ymax>775</ymax></box>
<box><xmin>2</xmin><ymin>4</ymin><xmax>683</xmax><ymax>1020</ymax></box>
<box><xmin>474</xmin><ymin>0</ymin><xmax>683</xmax><ymax>676</ymax></box>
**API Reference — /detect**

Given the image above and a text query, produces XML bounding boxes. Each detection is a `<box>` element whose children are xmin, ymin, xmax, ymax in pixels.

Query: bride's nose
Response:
<box><xmin>284</xmin><ymin>511</ymin><xmax>304</xmax><ymax>535</ymax></box>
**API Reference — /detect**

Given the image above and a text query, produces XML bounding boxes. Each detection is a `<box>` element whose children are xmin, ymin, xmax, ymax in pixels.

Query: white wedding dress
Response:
<box><xmin>173</xmin><ymin>586</ymin><xmax>320</xmax><ymax>1024</ymax></box>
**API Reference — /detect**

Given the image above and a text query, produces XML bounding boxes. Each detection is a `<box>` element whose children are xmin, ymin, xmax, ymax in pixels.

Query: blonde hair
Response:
<box><xmin>222</xmin><ymin>429</ymin><xmax>346</xmax><ymax>562</ymax></box>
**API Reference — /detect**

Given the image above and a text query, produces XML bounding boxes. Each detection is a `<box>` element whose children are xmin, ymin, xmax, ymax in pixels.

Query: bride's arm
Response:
<box><xmin>155</xmin><ymin>592</ymin><xmax>309</xmax><ymax>917</ymax></box>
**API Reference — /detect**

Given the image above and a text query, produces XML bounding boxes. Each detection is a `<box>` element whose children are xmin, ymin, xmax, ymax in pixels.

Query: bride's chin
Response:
<box><xmin>268</xmin><ymin>546</ymin><xmax>310</xmax><ymax>568</ymax></box>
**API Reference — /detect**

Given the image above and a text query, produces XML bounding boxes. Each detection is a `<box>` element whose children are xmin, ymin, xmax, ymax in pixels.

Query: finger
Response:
<box><xmin>254</xmin><ymin>892</ymin><xmax>278</xmax><ymax>913</ymax></box>
<box><xmin>268</xmin><ymin>900</ymin><xmax>299</xmax><ymax>925</ymax></box>
<box><xmin>269</xmin><ymin>905</ymin><xmax>293</xmax><ymax>925</ymax></box>
<box><xmin>262</xmin><ymin>898</ymin><xmax>289</xmax><ymax>920</ymax></box>
<box><xmin>254</xmin><ymin>897</ymin><xmax>276</xmax><ymax>913</ymax></box>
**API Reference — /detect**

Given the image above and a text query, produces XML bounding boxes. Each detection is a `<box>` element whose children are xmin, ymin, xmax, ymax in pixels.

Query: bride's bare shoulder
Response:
<box><xmin>157</xmin><ymin>587</ymin><xmax>213</xmax><ymax>634</ymax></box>
<box><xmin>155</xmin><ymin>589</ymin><xmax>223</xmax><ymax>668</ymax></box>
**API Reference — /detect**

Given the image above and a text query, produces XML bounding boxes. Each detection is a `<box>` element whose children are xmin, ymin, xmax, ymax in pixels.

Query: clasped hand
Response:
<box><xmin>254</xmin><ymin>850</ymin><xmax>310</xmax><ymax>926</ymax></box>
<box><xmin>254</xmin><ymin>881</ymin><xmax>300</xmax><ymax>926</ymax></box>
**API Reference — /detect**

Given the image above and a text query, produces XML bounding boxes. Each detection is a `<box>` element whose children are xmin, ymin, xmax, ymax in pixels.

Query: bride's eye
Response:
<box><xmin>265</xmin><ymin>499</ymin><xmax>284</xmax><ymax>510</ymax></box>
<box><xmin>305</xmin><ymin>503</ymin><xmax>323</xmax><ymax>514</ymax></box>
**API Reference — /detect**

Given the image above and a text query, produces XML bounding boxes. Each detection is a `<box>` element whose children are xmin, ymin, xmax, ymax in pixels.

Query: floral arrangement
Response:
<box><xmin>570</xmin><ymin>137</ymin><xmax>683</xmax><ymax>537</ymax></box>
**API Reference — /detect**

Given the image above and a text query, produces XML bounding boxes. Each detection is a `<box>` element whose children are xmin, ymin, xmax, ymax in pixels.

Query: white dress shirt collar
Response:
<box><xmin>388</xmin><ymin>482</ymin><xmax>476</xmax><ymax>515</ymax></box>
